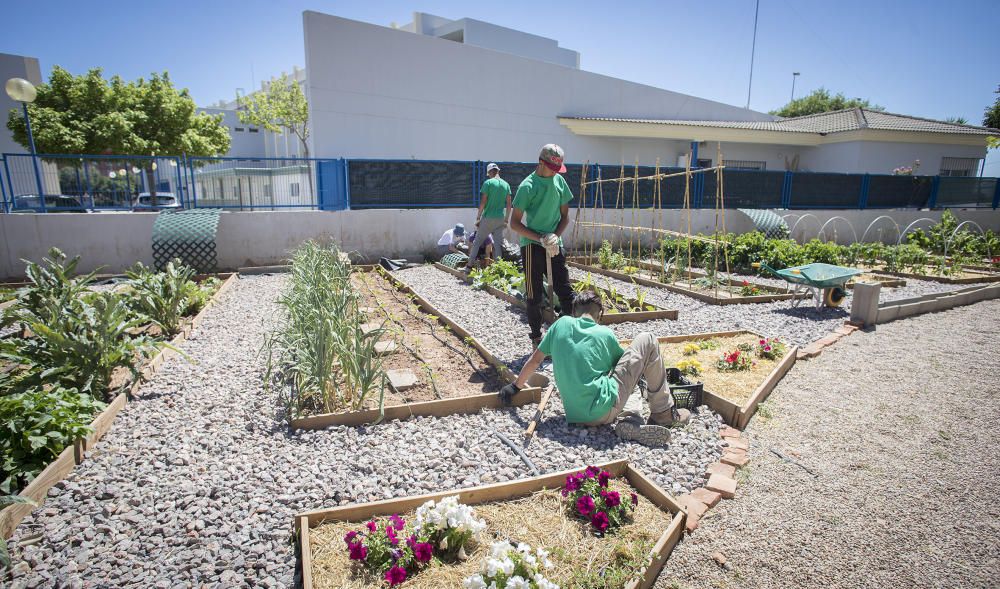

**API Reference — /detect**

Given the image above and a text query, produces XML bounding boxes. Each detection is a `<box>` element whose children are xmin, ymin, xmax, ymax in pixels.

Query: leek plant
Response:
<box><xmin>265</xmin><ymin>242</ymin><xmax>387</xmax><ymax>421</ymax></box>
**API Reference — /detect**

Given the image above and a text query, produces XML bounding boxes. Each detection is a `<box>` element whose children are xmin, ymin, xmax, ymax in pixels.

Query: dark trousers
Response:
<box><xmin>522</xmin><ymin>243</ymin><xmax>574</xmax><ymax>339</ymax></box>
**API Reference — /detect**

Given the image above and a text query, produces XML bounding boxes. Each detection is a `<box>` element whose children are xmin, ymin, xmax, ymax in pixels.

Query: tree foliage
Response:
<box><xmin>984</xmin><ymin>85</ymin><xmax>1000</xmax><ymax>129</ymax></box>
<box><xmin>237</xmin><ymin>74</ymin><xmax>310</xmax><ymax>157</ymax></box>
<box><xmin>944</xmin><ymin>116</ymin><xmax>968</xmax><ymax>125</ymax></box>
<box><xmin>770</xmin><ymin>87</ymin><xmax>885</xmax><ymax>118</ymax></box>
<box><xmin>6</xmin><ymin>66</ymin><xmax>230</xmax><ymax>158</ymax></box>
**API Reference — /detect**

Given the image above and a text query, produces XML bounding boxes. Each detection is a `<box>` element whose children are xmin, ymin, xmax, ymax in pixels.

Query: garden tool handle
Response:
<box><xmin>546</xmin><ymin>248</ymin><xmax>555</xmax><ymax>310</ymax></box>
<box><xmin>525</xmin><ymin>383</ymin><xmax>555</xmax><ymax>440</ymax></box>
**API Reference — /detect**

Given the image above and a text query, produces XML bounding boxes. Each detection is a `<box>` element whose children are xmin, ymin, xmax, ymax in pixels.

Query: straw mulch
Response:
<box><xmin>308</xmin><ymin>479</ymin><xmax>673</xmax><ymax>588</ymax></box>
<box><xmin>659</xmin><ymin>333</ymin><xmax>780</xmax><ymax>404</ymax></box>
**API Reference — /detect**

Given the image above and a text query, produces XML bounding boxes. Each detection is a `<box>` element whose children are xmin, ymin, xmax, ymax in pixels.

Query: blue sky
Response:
<box><xmin>4</xmin><ymin>0</ymin><xmax>999</xmax><ymax>172</ymax></box>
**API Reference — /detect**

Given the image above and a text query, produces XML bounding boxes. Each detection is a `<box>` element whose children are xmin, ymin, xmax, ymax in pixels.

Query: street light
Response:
<box><xmin>5</xmin><ymin>78</ymin><xmax>45</xmax><ymax>201</ymax></box>
<box><xmin>791</xmin><ymin>72</ymin><xmax>801</xmax><ymax>102</ymax></box>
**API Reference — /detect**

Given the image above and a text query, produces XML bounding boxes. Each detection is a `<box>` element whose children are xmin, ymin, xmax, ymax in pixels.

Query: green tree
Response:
<box><xmin>944</xmin><ymin>116</ymin><xmax>968</xmax><ymax>125</ymax></box>
<box><xmin>984</xmin><ymin>85</ymin><xmax>1000</xmax><ymax>129</ymax></box>
<box><xmin>6</xmin><ymin>66</ymin><xmax>230</xmax><ymax>206</ymax></box>
<box><xmin>770</xmin><ymin>87</ymin><xmax>885</xmax><ymax>118</ymax></box>
<box><xmin>236</xmin><ymin>74</ymin><xmax>311</xmax><ymax>192</ymax></box>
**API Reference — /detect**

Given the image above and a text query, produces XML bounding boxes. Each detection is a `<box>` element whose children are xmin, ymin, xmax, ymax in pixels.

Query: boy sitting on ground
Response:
<box><xmin>499</xmin><ymin>291</ymin><xmax>690</xmax><ymax>447</ymax></box>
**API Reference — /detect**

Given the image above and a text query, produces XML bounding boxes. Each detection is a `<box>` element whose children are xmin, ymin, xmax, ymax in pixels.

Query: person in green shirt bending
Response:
<box><xmin>509</xmin><ymin>144</ymin><xmax>575</xmax><ymax>349</ymax></box>
<box><xmin>499</xmin><ymin>291</ymin><xmax>691</xmax><ymax>447</ymax></box>
<box><xmin>467</xmin><ymin>163</ymin><xmax>511</xmax><ymax>270</ymax></box>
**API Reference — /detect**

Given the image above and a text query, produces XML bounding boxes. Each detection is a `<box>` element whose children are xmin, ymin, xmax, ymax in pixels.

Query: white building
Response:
<box><xmin>291</xmin><ymin>10</ymin><xmax>994</xmax><ymax>176</ymax></box>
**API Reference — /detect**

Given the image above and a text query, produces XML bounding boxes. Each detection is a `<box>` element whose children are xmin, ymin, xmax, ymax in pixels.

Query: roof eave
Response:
<box><xmin>557</xmin><ymin>118</ymin><xmax>822</xmax><ymax>146</ymax></box>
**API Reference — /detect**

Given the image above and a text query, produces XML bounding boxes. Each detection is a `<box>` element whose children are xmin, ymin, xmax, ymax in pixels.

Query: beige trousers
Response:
<box><xmin>582</xmin><ymin>333</ymin><xmax>674</xmax><ymax>426</ymax></box>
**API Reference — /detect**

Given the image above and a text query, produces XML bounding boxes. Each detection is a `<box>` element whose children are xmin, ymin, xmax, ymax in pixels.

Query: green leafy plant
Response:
<box><xmin>0</xmin><ymin>387</ymin><xmax>104</xmax><ymax>494</ymax></box>
<box><xmin>698</xmin><ymin>339</ymin><xmax>721</xmax><ymax>350</ymax></box>
<box><xmin>470</xmin><ymin>260</ymin><xmax>524</xmax><ymax>295</ymax></box>
<box><xmin>183</xmin><ymin>276</ymin><xmax>222</xmax><ymax>316</ymax></box>
<box><xmin>676</xmin><ymin>359</ymin><xmax>702</xmax><ymax>376</ymax></box>
<box><xmin>597</xmin><ymin>240</ymin><xmax>628</xmax><ymax>271</ymax></box>
<box><xmin>124</xmin><ymin>259</ymin><xmax>198</xmax><ymax>336</ymax></box>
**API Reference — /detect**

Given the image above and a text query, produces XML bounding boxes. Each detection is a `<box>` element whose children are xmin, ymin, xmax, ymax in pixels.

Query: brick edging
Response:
<box><xmin>677</xmin><ymin>425</ymin><xmax>747</xmax><ymax>533</ymax></box>
<box><xmin>796</xmin><ymin>321</ymin><xmax>860</xmax><ymax>360</ymax></box>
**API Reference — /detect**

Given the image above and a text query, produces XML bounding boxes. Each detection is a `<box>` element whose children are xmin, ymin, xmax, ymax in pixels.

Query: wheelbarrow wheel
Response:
<box><xmin>824</xmin><ymin>287</ymin><xmax>847</xmax><ymax>307</ymax></box>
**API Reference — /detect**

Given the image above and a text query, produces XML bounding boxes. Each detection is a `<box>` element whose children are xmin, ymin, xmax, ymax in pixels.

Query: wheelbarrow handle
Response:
<box><xmin>753</xmin><ymin>262</ymin><xmax>780</xmax><ymax>276</ymax></box>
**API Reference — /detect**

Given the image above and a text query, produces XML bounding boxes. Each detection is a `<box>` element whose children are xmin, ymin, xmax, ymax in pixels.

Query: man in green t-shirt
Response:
<box><xmin>509</xmin><ymin>144</ymin><xmax>575</xmax><ymax>348</ymax></box>
<box><xmin>467</xmin><ymin>163</ymin><xmax>511</xmax><ymax>269</ymax></box>
<box><xmin>498</xmin><ymin>292</ymin><xmax>691</xmax><ymax>447</ymax></box>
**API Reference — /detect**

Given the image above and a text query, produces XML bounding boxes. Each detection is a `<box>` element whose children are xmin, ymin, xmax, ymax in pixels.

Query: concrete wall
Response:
<box><xmin>302</xmin><ymin>11</ymin><xmax>772</xmax><ymax>165</ymax></box>
<box><xmin>3</xmin><ymin>208</ymin><xmax>997</xmax><ymax>279</ymax></box>
<box><xmin>800</xmin><ymin>140</ymin><xmax>986</xmax><ymax>175</ymax></box>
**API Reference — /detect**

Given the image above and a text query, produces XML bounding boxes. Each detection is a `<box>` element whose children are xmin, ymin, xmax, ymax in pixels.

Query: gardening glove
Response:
<box><xmin>541</xmin><ymin>233</ymin><xmax>560</xmax><ymax>257</ymax></box>
<box><xmin>498</xmin><ymin>383</ymin><xmax>520</xmax><ymax>406</ymax></box>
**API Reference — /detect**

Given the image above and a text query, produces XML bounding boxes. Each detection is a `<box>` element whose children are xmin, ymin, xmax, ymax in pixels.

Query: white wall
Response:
<box><xmin>199</xmin><ymin>108</ymin><xmax>267</xmax><ymax>158</ymax></box>
<box><xmin>302</xmin><ymin>11</ymin><xmax>772</xmax><ymax>165</ymax></box>
<box><xmin>3</xmin><ymin>208</ymin><xmax>998</xmax><ymax>279</ymax></box>
<box><xmin>0</xmin><ymin>53</ymin><xmax>42</xmax><ymax>157</ymax></box>
<box><xmin>801</xmin><ymin>141</ymin><xmax>986</xmax><ymax>175</ymax></box>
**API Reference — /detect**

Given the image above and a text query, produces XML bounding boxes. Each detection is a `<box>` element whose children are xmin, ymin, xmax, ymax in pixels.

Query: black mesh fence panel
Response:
<box><xmin>348</xmin><ymin>161</ymin><xmax>475</xmax><ymax>208</ymax></box>
<box><xmin>866</xmin><ymin>175</ymin><xmax>932</xmax><ymax>208</ymax></box>
<box><xmin>703</xmin><ymin>170</ymin><xmax>784</xmax><ymax>208</ymax></box>
<box><xmin>936</xmin><ymin>177</ymin><xmax>997</xmax><ymax>208</ymax></box>
<box><xmin>789</xmin><ymin>173</ymin><xmax>862</xmax><ymax>208</ymax></box>
<box><xmin>496</xmin><ymin>162</ymin><xmax>585</xmax><ymax>206</ymax></box>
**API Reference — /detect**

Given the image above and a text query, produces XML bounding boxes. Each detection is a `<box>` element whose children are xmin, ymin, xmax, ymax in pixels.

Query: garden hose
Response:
<box><xmin>824</xmin><ymin>287</ymin><xmax>847</xmax><ymax>307</ymax></box>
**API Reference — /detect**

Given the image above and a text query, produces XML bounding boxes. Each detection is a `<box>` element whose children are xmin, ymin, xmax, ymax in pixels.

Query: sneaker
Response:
<box><xmin>648</xmin><ymin>408</ymin><xmax>692</xmax><ymax>427</ymax></box>
<box><xmin>615</xmin><ymin>421</ymin><xmax>672</xmax><ymax>448</ymax></box>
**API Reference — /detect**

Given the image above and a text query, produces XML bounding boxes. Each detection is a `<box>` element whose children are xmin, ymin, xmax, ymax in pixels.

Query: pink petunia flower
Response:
<box><xmin>598</xmin><ymin>471</ymin><xmax>611</xmax><ymax>488</ymax></box>
<box><xmin>366</xmin><ymin>520</ymin><xmax>377</xmax><ymax>533</ymax></box>
<box><xmin>414</xmin><ymin>542</ymin><xmax>434</xmax><ymax>563</ymax></box>
<box><xmin>343</xmin><ymin>530</ymin><xmax>358</xmax><ymax>545</ymax></box>
<box><xmin>590</xmin><ymin>511</ymin><xmax>610</xmax><ymax>532</ymax></box>
<box><xmin>386</xmin><ymin>526</ymin><xmax>399</xmax><ymax>547</ymax></box>
<box><xmin>584</xmin><ymin>465</ymin><xmax>601</xmax><ymax>478</ymax></box>
<box><xmin>602</xmin><ymin>490</ymin><xmax>621</xmax><ymax>508</ymax></box>
<box><xmin>385</xmin><ymin>566</ymin><xmax>407</xmax><ymax>586</ymax></box>
<box><xmin>630</xmin><ymin>492</ymin><xmax>638</xmax><ymax>507</ymax></box>
<box><xmin>576</xmin><ymin>495</ymin><xmax>596</xmax><ymax>516</ymax></box>
<box><xmin>348</xmin><ymin>541</ymin><xmax>368</xmax><ymax>561</ymax></box>
<box><xmin>389</xmin><ymin>514</ymin><xmax>405</xmax><ymax>531</ymax></box>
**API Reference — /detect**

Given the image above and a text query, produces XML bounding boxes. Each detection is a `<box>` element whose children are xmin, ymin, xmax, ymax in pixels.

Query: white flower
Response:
<box><xmin>485</xmin><ymin>558</ymin><xmax>505</xmax><ymax>577</ymax></box>
<box><xmin>463</xmin><ymin>574</ymin><xmax>487</xmax><ymax>589</ymax></box>
<box><xmin>490</xmin><ymin>540</ymin><xmax>513</xmax><ymax>559</ymax></box>
<box><xmin>534</xmin><ymin>573</ymin><xmax>560</xmax><ymax>589</ymax></box>
<box><xmin>522</xmin><ymin>552</ymin><xmax>537</xmax><ymax>568</ymax></box>
<box><xmin>458</xmin><ymin>545</ymin><xmax>469</xmax><ymax>561</ymax></box>
<box><xmin>499</xmin><ymin>557</ymin><xmax>515</xmax><ymax>576</ymax></box>
<box><xmin>516</xmin><ymin>542</ymin><xmax>531</xmax><ymax>555</ymax></box>
<box><xmin>506</xmin><ymin>576</ymin><xmax>530</xmax><ymax>589</ymax></box>
<box><xmin>440</xmin><ymin>537</ymin><xmax>449</xmax><ymax>550</ymax></box>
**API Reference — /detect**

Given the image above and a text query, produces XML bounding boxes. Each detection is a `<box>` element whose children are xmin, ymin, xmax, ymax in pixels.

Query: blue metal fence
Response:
<box><xmin>1</xmin><ymin>152</ymin><xmax>997</xmax><ymax>212</ymax></box>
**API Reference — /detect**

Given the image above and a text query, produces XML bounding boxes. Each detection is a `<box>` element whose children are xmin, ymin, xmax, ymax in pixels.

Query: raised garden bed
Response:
<box><xmin>296</xmin><ymin>460</ymin><xmax>684</xmax><ymax>589</ymax></box>
<box><xmin>434</xmin><ymin>262</ymin><xmax>679</xmax><ymax>323</ymax></box>
<box><xmin>625</xmin><ymin>331</ymin><xmax>797</xmax><ymax>429</ymax></box>
<box><xmin>0</xmin><ymin>272</ymin><xmax>238</xmax><ymax>539</ymax></box>
<box><xmin>287</xmin><ymin>267</ymin><xmax>544</xmax><ymax>430</ymax></box>
<box><xmin>861</xmin><ymin>266</ymin><xmax>1000</xmax><ymax>285</ymax></box>
<box><xmin>566</xmin><ymin>257</ymin><xmax>799</xmax><ymax>305</ymax></box>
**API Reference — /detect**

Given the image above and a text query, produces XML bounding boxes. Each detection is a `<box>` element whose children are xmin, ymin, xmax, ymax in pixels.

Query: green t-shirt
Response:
<box><xmin>538</xmin><ymin>316</ymin><xmax>624</xmax><ymax>424</ymax></box>
<box><xmin>511</xmin><ymin>172</ymin><xmax>574</xmax><ymax>247</ymax></box>
<box><xmin>480</xmin><ymin>177</ymin><xmax>511</xmax><ymax>219</ymax></box>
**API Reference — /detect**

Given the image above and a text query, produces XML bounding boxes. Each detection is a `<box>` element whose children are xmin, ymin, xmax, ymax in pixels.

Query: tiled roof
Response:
<box><xmin>564</xmin><ymin>108</ymin><xmax>999</xmax><ymax>136</ymax></box>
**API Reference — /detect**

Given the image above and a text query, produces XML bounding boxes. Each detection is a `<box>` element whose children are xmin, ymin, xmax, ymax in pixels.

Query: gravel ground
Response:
<box><xmin>655</xmin><ymin>299</ymin><xmax>1000</xmax><ymax>589</ymax></box>
<box><xmin>6</xmin><ymin>273</ymin><xmax>726</xmax><ymax>588</ymax></box>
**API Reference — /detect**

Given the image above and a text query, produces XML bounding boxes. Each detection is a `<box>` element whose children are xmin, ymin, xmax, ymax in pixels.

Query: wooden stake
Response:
<box><xmin>524</xmin><ymin>383</ymin><xmax>555</xmax><ymax>440</ymax></box>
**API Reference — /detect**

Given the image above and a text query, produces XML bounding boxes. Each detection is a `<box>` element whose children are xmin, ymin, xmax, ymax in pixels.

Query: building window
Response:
<box><xmin>940</xmin><ymin>157</ymin><xmax>979</xmax><ymax>177</ymax></box>
<box><xmin>725</xmin><ymin>160</ymin><xmax>766</xmax><ymax>171</ymax></box>
<box><xmin>696</xmin><ymin>158</ymin><xmax>713</xmax><ymax>168</ymax></box>
<box><xmin>248</xmin><ymin>128</ymin><xmax>259</xmax><ymax>133</ymax></box>
<box><xmin>234</xmin><ymin>127</ymin><xmax>245</xmax><ymax>132</ymax></box>
<box><xmin>290</xmin><ymin>182</ymin><xmax>300</xmax><ymax>197</ymax></box>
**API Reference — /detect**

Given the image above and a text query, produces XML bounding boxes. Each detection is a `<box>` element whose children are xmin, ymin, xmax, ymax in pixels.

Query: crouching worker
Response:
<box><xmin>499</xmin><ymin>291</ymin><xmax>690</xmax><ymax>447</ymax></box>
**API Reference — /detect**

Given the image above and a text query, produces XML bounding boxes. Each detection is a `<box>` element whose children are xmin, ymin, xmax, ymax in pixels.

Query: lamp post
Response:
<box><xmin>5</xmin><ymin>78</ymin><xmax>45</xmax><ymax>205</ymax></box>
<box><xmin>791</xmin><ymin>72</ymin><xmax>801</xmax><ymax>102</ymax></box>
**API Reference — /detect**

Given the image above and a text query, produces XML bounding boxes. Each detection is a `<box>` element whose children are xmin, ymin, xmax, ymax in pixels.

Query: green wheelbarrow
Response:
<box><xmin>755</xmin><ymin>262</ymin><xmax>863</xmax><ymax>309</ymax></box>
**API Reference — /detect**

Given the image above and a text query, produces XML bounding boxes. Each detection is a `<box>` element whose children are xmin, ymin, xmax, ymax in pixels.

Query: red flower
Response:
<box><xmin>386</xmin><ymin>525</ymin><xmax>399</xmax><ymax>547</ymax></box>
<box><xmin>584</xmin><ymin>465</ymin><xmax>601</xmax><ymax>478</ymax></box>
<box><xmin>385</xmin><ymin>566</ymin><xmax>407</xmax><ymax>586</ymax></box>
<box><xmin>597</xmin><ymin>471</ymin><xmax>611</xmax><ymax>488</ymax></box>
<box><xmin>365</xmin><ymin>520</ymin><xmax>377</xmax><ymax>533</ymax></box>
<box><xmin>742</xmin><ymin>280</ymin><xmax>749</xmax><ymax>286</ymax></box>
<box><xmin>576</xmin><ymin>495</ymin><xmax>596</xmax><ymax>516</ymax></box>
<box><xmin>389</xmin><ymin>514</ymin><xmax>405</xmax><ymax>531</ymax></box>
<box><xmin>601</xmin><ymin>490</ymin><xmax>621</xmax><ymax>508</ymax></box>
<box><xmin>565</xmin><ymin>473</ymin><xmax>582</xmax><ymax>492</ymax></box>
<box><xmin>630</xmin><ymin>492</ymin><xmax>638</xmax><ymax>507</ymax></box>
<box><xmin>343</xmin><ymin>530</ymin><xmax>358</xmax><ymax>545</ymax></box>
<box><xmin>414</xmin><ymin>542</ymin><xmax>434</xmax><ymax>563</ymax></box>
<box><xmin>590</xmin><ymin>511</ymin><xmax>610</xmax><ymax>532</ymax></box>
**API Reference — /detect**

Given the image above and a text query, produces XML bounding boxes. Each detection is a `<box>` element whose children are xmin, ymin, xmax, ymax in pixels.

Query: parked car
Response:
<box><xmin>133</xmin><ymin>192</ymin><xmax>182</xmax><ymax>211</ymax></box>
<box><xmin>10</xmin><ymin>195</ymin><xmax>91</xmax><ymax>213</ymax></box>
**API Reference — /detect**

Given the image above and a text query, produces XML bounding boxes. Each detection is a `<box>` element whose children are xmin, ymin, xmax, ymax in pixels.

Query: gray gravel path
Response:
<box><xmin>655</xmin><ymin>299</ymin><xmax>1000</xmax><ymax>589</ymax></box>
<box><xmin>6</xmin><ymin>273</ymin><xmax>725</xmax><ymax>588</ymax></box>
